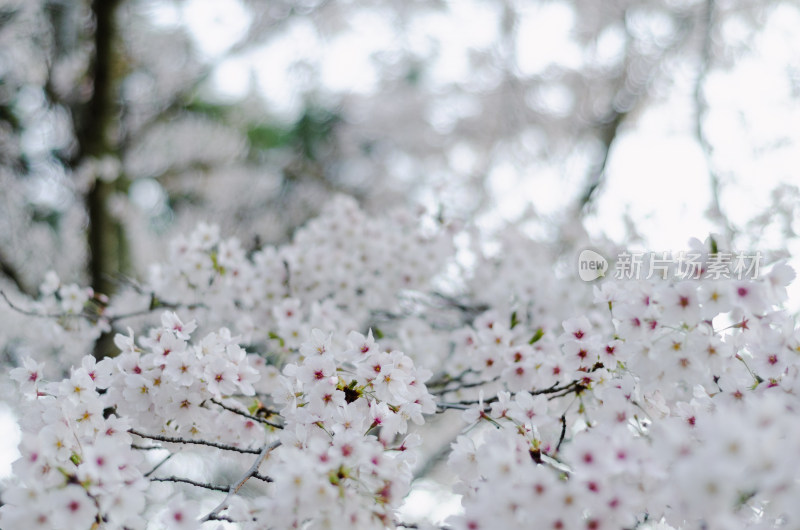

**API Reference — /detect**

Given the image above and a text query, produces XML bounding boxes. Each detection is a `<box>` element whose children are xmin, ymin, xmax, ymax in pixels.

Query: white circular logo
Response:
<box><xmin>578</xmin><ymin>249</ymin><xmax>608</xmax><ymax>282</ymax></box>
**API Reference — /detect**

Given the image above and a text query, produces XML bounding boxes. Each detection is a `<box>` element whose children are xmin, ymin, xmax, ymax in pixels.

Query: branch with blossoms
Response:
<box><xmin>208</xmin><ymin>397</ymin><xmax>283</xmax><ymax>429</ymax></box>
<box><xmin>128</xmin><ymin>429</ymin><xmax>264</xmax><ymax>454</ymax></box>
<box><xmin>437</xmin><ymin>380</ymin><xmax>586</xmax><ymax>408</ymax></box>
<box><xmin>0</xmin><ymin>288</ymin><xmax>103</xmax><ymax>320</ymax></box>
<box><xmin>201</xmin><ymin>440</ymin><xmax>281</xmax><ymax>522</ymax></box>
<box><xmin>102</xmin><ymin>275</ymin><xmax>208</xmax><ymax>323</ymax></box>
<box><xmin>2</xmin><ymin>310</ymin><xmax>439</xmax><ymax>528</ymax></box>
<box><xmin>3</xmin><ymin>203</ymin><xmax>800</xmax><ymax>530</ymax></box>
<box><xmin>150</xmin><ymin>476</ymin><xmax>231</xmax><ymax>493</ymax></box>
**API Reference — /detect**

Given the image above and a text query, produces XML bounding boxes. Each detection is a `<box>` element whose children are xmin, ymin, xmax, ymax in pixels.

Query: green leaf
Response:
<box><xmin>529</xmin><ymin>328</ymin><xmax>544</xmax><ymax>344</ymax></box>
<box><xmin>268</xmin><ymin>332</ymin><xmax>285</xmax><ymax>348</ymax></box>
<box><xmin>405</xmin><ymin>64</ymin><xmax>422</xmax><ymax>85</ymax></box>
<box><xmin>184</xmin><ymin>100</ymin><xmax>234</xmax><ymax>121</ymax></box>
<box><xmin>510</xmin><ymin>311</ymin><xmax>520</xmax><ymax>329</ymax></box>
<box><xmin>31</xmin><ymin>207</ymin><xmax>61</xmax><ymax>231</ymax></box>
<box><xmin>210</xmin><ymin>251</ymin><xmax>225</xmax><ymax>274</ymax></box>
<box><xmin>247</xmin><ymin>124</ymin><xmax>292</xmax><ymax>151</ymax></box>
<box><xmin>292</xmin><ymin>106</ymin><xmax>341</xmax><ymax>161</ymax></box>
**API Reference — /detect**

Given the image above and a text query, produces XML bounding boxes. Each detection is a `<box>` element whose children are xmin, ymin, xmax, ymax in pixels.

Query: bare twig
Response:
<box><xmin>693</xmin><ymin>0</ymin><xmax>735</xmax><ymax>242</ymax></box>
<box><xmin>201</xmin><ymin>440</ymin><xmax>282</xmax><ymax>522</ymax></box>
<box><xmin>0</xmin><ymin>290</ymin><xmax>86</xmax><ymax>319</ymax></box>
<box><xmin>206</xmin><ymin>513</ymin><xmax>236</xmax><ymax>523</ymax></box>
<box><xmin>427</xmin><ymin>368</ymin><xmax>475</xmax><ymax>389</ymax></box>
<box><xmin>150</xmin><ymin>476</ymin><xmax>229</xmax><ymax>493</ymax></box>
<box><xmin>413</xmin><ymin>429</ymin><xmax>462</xmax><ymax>481</ymax></box>
<box><xmin>251</xmin><ymin>472</ymin><xmax>273</xmax><ymax>483</ymax></box>
<box><xmin>429</xmin><ymin>375</ymin><xmax>501</xmax><ymax>396</ymax></box>
<box><xmin>556</xmin><ymin>414</ymin><xmax>567</xmax><ymax>452</ymax></box>
<box><xmin>131</xmin><ymin>444</ymin><xmax>165</xmax><ymax>451</ymax></box>
<box><xmin>431</xmin><ymin>292</ymin><xmax>490</xmax><ymax>315</ymax></box>
<box><xmin>578</xmin><ymin>109</ymin><xmax>627</xmax><ymax>213</ymax></box>
<box><xmin>128</xmin><ymin>429</ymin><xmax>261</xmax><ymax>454</ymax></box>
<box><xmin>0</xmin><ymin>248</ymin><xmax>32</xmax><ymax>296</ymax></box>
<box><xmin>144</xmin><ymin>450</ymin><xmax>179</xmax><ymax>477</ymax></box>
<box><xmin>545</xmin><ymin>381</ymin><xmax>585</xmax><ymax>401</ymax></box>
<box><xmin>108</xmin><ymin>291</ymin><xmax>206</xmax><ymax>323</ymax></box>
<box><xmin>437</xmin><ymin>381</ymin><xmax>581</xmax><ymax>408</ymax></box>
<box><xmin>578</xmin><ymin>11</ymin><xmax>695</xmax><ymax>215</ymax></box>
<box><xmin>396</xmin><ymin>521</ymin><xmax>451</xmax><ymax>530</ymax></box>
<box><xmin>210</xmin><ymin>398</ymin><xmax>283</xmax><ymax>429</ymax></box>
<box><xmin>436</xmin><ymin>402</ymin><xmax>477</xmax><ymax>412</ymax></box>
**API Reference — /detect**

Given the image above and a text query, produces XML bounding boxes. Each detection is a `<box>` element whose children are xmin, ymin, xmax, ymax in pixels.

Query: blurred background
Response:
<box><xmin>1</xmin><ymin>0</ymin><xmax>800</xmax><ymax>300</ymax></box>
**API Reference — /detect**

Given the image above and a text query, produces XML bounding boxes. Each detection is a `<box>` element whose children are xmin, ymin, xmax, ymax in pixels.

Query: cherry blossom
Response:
<box><xmin>2</xmin><ymin>202</ymin><xmax>800</xmax><ymax>529</ymax></box>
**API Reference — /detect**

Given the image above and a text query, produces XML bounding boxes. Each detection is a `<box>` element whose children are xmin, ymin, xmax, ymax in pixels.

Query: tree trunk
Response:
<box><xmin>78</xmin><ymin>0</ymin><xmax>124</xmax><ymax>358</ymax></box>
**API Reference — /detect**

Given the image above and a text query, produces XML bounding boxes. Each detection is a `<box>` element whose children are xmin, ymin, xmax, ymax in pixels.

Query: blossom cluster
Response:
<box><xmin>103</xmin><ymin>312</ymin><xmax>263</xmax><ymax>444</ymax></box>
<box><xmin>1</xmin><ymin>311</ymin><xmax>435</xmax><ymax>529</ymax></box>
<box><xmin>444</xmin><ymin>253</ymin><xmax>800</xmax><ymax>529</ymax></box>
<box><xmin>449</xmin><ymin>382</ymin><xmax>800</xmax><ymax>529</ymax></box>
<box><xmin>1</xmin><ymin>311</ymin><xmax>271</xmax><ymax>528</ymax></box>
<box><xmin>2</xmin><ymin>200</ymin><xmax>800</xmax><ymax>530</ymax></box>
<box><xmin>0</xmin><ymin>271</ymin><xmax>107</xmax><ymax>364</ymax></box>
<box><xmin>146</xmin><ymin>195</ymin><xmax>454</xmax><ymax>347</ymax></box>
<box><xmin>3</xmin><ymin>355</ymin><xmax>147</xmax><ymax>529</ymax></box>
<box><xmin>249</xmin><ymin>329</ymin><xmax>435</xmax><ymax>528</ymax></box>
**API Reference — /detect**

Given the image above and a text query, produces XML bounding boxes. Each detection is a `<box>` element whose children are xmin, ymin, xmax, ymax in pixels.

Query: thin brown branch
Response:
<box><xmin>578</xmin><ymin>110</ymin><xmax>627</xmax><ymax>214</ymax></box>
<box><xmin>396</xmin><ymin>522</ymin><xmax>451</xmax><ymax>530</ymax></box>
<box><xmin>431</xmin><ymin>292</ymin><xmax>490</xmax><ymax>316</ymax></box>
<box><xmin>578</xmin><ymin>10</ymin><xmax>696</xmax><ymax>215</ymax></box>
<box><xmin>251</xmin><ymin>472</ymin><xmax>273</xmax><ymax>483</ymax></box>
<box><xmin>430</xmin><ymin>377</ymin><xmax>499</xmax><ymax>396</ymax></box>
<box><xmin>210</xmin><ymin>398</ymin><xmax>283</xmax><ymax>429</ymax></box>
<box><xmin>201</xmin><ymin>440</ymin><xmax>281</xmax><ymax>522</ymax></box>
<box><xmin>128</xmin><ymin>429</ymin><xmax>261</xmax><ymax>455</ymax></box>
<box><xmin>150</xmin><ymin>476</ymin><xmax>229</xmax><ymax>493</ymax></box>
<box><xmin>436</xmin><ymin>402</ymin><xmax>476</xmax><ymax>412</ymax></box>
<box><xmin>0</xmin><ymin>248</ymin><xmax>33</xmax><ymax>296</ymax></box>
<box><xmin>108</xmin><ymin>294</ymin><xmax>206</xmax><ymax>323</ymax></box>
<box><xmin>438</xmin><ymin>381</ymin><xmax>581</xmax><ymax>407</ymax></box>
<box><xmin>131</xmin><ymin>444</ymin><xmax>166</xmax><ymax>451</ymax></box>
<box><xmin>427</xmin><ymin>368</ymin><xmax>476</xmax><ymax>389</ymax></box>
<box><xmin>144</xmin><ymin>450</ymin><xmax>180</xmax><ymax>477</ymax></box>
<box><xmin>556</xmin><ymin>414</ymin><xmax>568</xmax><ymax>452</ymax></box>
<box><xmin>206</xmin><ymin>513</ymin><xmax>236</xmax><ymax>523</ymax></box>
<box><xmin>0</xmin><ymin>290</ymin><xmax>84</xmax><ymax>319</ymax></box>
<box><xmin>413</xmin><ymin>427</ymin><xmax>461</xmax><ymax>481</ymax></box>
<box><xmin>693</xmin><ymin>0</ymin><xmax>735</xmax><ymax>242</ymax></box>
